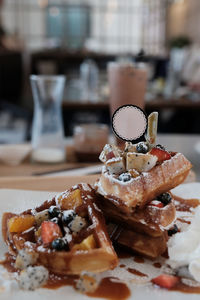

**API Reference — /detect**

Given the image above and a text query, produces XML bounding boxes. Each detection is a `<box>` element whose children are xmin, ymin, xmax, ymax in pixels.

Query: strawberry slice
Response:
<box><xmin>41</xmin><ymin>221</ymin><xmax>62</xmax><ymax>244</ymax></box>
<box><xmin>150</xmin><ymin>148</ymin><xmax>171</xmax><ymax>162</ymax></box>
<box><xmin>148</xmin><ymin>200</ymin><xmax>163</xmax><ymax>208</ymax></box>
<box><xmin>152</xmin><ymin>274</ymin><xmax>179</xmax><ymax>289</ymax></box>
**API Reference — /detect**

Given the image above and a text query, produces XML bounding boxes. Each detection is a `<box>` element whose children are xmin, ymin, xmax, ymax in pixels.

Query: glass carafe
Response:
<box><xmin>30</xmin><ymin>75</ymin><xmax>66</xmax><ymax>163</ymax></box>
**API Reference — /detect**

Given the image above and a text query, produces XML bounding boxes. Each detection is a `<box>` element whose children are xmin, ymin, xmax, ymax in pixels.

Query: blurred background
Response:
<box><xmin>1</xmin><ymin>0</ymin><xmax>200</xmax><ymax>144</ymax></box>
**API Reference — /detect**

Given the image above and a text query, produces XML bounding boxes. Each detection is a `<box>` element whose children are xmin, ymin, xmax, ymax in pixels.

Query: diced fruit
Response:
<box><xmin>41</xmin><ymin>221</ymin><xmax>62</xmax><ymax>244</ymax></box>
<box><xmin>18</xmin><ymin>266</ymin><xmax>49</xmax><ymax>290</ymax></box>
<box><xmin>136</xmin><ymin>142</ymin><xmax>149</xmax><ymax>154</ymax></box>
<box><xmin>51</xmin><ymin>217</ymin><xmax>59</xmax><ymax>224</ymax></box>
<box><xmin>68</xmin><ymin>216</ymin><xmax>87</xmax><ymax>233</ymax></box>
<box><xmin>150</xmin><ymin>148</ymin><xmax>171</xmax><ymax>162</ymax></box>
<box><xmin>124</xmin><ymin>142</ymin><xmax>137</xmax><ymax>153</ymax></box>
<box><xmin>34</xmin><ymin>209</ymin><xmax>49</xmax><ymax>226</ymax></box>
<box><xmin>72</xmin><ymin>234</ymin><xmax>96</xmax><ymax>251</ymax></box>
<box><xmin>129</xmin><ymin>169</ymin><xmax>140</xmax><ymax>178</ymax></box>
<box><xmin>99</xmin><ymin>144</ymin><xmax>121</xmax><ymax>163</ymax></box>
<box><xmin>48</xmin><ymin>206</ymin><xmax>61</xmax><ymax>218</ymax></box>
<box><xmin>126</xmin><ymin>152</ymin><xmax>157</xmax><ymax>173</ymax></box>
<box><xmin>59</xmin><ymin>189</ymin><xmax>83</xmax><ymax>210</ymax></box>
<box><xmin>51</xmin><ymin>238</ymin><xmax>67</xmax><ymax>251</ymax></box>
<box><xmin>106</xmin><ymin>157</ymin><xmax>125</xmax><ymax>175</ymax></box>
<box><xmin>168</xmin><ymin>224</ymin><xmax>178</xmax><ymax>236</ymax></box>
<box><xmin>118</xmin><ymin>173</ymin><xmax>132</xmax><ymax>182</ymax></box>
<box><xmin>157</xmin><ymin>193</ymin><xmax>172</xmax><ymax>205</ymax></box>
<box><xmin>76</xmin><ymin>272</ymin><xmax>98</xmax><ymax>293</ymax></box>
<box><xmin>152</xmin><ymin>274</ymin><xmax>179</xmax><ymax>289</ymax></box>
<box><xmin>15</xmin><ymin>249</ymin><xmax>39</xmax><ymax>269</ymax></box>
<box><xmin>148</xmin><ymin>200</ymin><xmax>164</xmax><ymax>208</ymax></box>
<box><xmin>156</xmin><ymin>144</ymin><xmax>165</xmax><ymax>151</ymax></box>
<box><xmin>35</xmin><ymin>226</ymin><xmax>41</xmax><ymax>241</ymax></box>
<box><xmin>106</xmin><ymin>151</ymin><xmax>115</xmax><ymax>160</ymax></box>
<box><xmin>8</xmin><ymin>215</ymin><xmax>35</xmax><ymax>233</ymax></box>
<box><xmin>62</xmin><ymin>210</ymin><xmax>76</xmax><ymax>225</ymax></box>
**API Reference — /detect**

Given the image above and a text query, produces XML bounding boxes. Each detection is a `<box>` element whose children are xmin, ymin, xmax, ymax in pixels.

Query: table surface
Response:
<box><xmin>0</xmin><ymin>134</ymin><xmax>200</xmax><ymax>190</ymax></box>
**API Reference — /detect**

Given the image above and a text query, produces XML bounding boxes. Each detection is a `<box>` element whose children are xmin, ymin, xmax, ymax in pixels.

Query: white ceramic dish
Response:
<box><xmin>0</xmin><ymin>186</ymin><xmax>200</xmax><ymax>300</ymax></box>
<box><xmin>0</xmin><ymin>144</ymin><xmax>31</xmax><ymax>166</ymax></box>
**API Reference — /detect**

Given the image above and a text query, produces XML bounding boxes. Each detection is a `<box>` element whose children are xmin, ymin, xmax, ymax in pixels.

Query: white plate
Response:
<box><xmin>0</xmin><ymin>186</ymin><xmax>200</xmax><ymax>300</ymax></box>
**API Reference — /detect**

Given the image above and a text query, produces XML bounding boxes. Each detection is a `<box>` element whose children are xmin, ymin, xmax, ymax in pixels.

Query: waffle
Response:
<box><xmin>96</xmin><ymin>152</ymin><xmax>192</xmax><ymax>213</ymax></box>
<box><xmin>96</xmin><ymin>194</ymin><xmax>176</xmax><ymax>237</ymax></box>
<box><xmin>2</xmin><ymin>183</ymin><xmax>118</xmax><ymax>275</ymax></box>
<box><xmin>107</xmin><ymin>223</ymin><xmax>168</xmax><ymax>259</ymax></box>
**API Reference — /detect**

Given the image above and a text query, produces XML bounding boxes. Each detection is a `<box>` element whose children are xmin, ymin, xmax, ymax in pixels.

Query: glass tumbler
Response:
<box><xmin>30</xmin><ymin>75</ymin><xmax>66</xmax><ymax>163</ymax></box>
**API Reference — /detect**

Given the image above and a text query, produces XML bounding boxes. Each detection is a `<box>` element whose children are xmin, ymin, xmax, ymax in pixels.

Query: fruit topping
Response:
<box><xmin>15</xmin><ymin>249</ymin><xmax>39</xmax><ymax>269</ymax></box>
<box><xmin>58</xmin><ymin>189</ymin><xmax>83</xmax><ymax>210</ymax></box>
<box><xmin>34</xmin><ymin>209</ymin><xmax>49</xmax><ymax>226</ymax></box>
<box><xmin>62</xmin><ymin>209</ymin><xmax>77</xmax><ymax>225</ymax></box>
<box><xmin>129</xmin><ymin>169</ymin><xmax>140</xmax><ymax>178</ymax></box>
<box><xmin>99</xmin><ymin>144</ymin><xmax>122</xmax><ymax>163</ymax></box>
<box><xmin>126</xmin><ymin>152</ymin><xmax>157</xmax><ymax>173</ymax></box>
<box><xmin>51</xmin><ymin>217</ymin><xmax>59</xmax><ymax>224</ymax></box>
<box><xmin>150</xmin><ymin>147</ymin><xmax>171</xmax><ymax>162</ymax></box>
<box><xmin>72</xmin><ymin>234</ymin><xmax>96</xmax><ymax>251</ymax></box>
<box><xmin>106</xmin><ymin>157</ymin><xmax>126</xmax><ymax>175</ymax></box>
<box><xmin>151</xmin><ymin>274</ymin><xmax>179</xmax><ymax>289</ymax></box>
<box><xmin>18</xmin><ymin>266</ymin><xmax>49</xmax><ymax>290</ymax></box>
<box><xmin>41</xmin><ymin>221</ymin><xmax>62</xmax><ymax>244</ymax></box>
<box><xmin>8</xmin><ymin>215</ymin><xmax>35</xmax><ymax>233</ymax></box>
<box><xmin>168</xmin><ymin>224</ymin><xmax>178</xmax><ymax>236</ymax></box>
<box><xmin>148</xmin><ymin>200</ymin><xmax>164</xmax><ymax>208</ymax></box>
<box><xmin>157</xmin><ymin>192</ymin><xmax>172</xmax><ymax>205</ymax></box>
<box><xmin>48</xmin><ymin>206</ymin><xmax>61</xmax><ymax>218</ymax></box>
<box><xmin>156</xmin><ymin>144</ymin><xmax>165</xmax><ymax>150</ymax></box>
<box><xmin>68</xmin><ymin>215</ymin><xmax>87</xmax><ymax>233</ymax></box>
<box><xmin>118</xmin><ymin>173</ymin><xmax>132</xmax><ymax>182</ymax></box>
<box><xmin>76</xmin><ymin>272</ymin><xmax>98</xmax><ymax>293</ymax></box>
<box><xmin>136</xmin><ymin>142</ymin><xmax>149</xmax><ymax>154</ymax></box>
<box><xmin>51</xmin><ymin>238</ymin><xmax>68</xmax><ymax>251</ymax></box>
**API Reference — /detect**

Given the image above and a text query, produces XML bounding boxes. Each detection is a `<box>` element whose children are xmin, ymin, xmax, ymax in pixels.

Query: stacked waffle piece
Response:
<box><xmin>95</xmin><ymin>113</ymin><xmax>192</xmax><ymax>258</ymax></box>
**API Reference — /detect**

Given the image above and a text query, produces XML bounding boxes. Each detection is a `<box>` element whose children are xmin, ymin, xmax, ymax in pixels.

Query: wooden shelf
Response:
<box><xmin>62</xmin><ymin>98</ymin><xmax>200</xmax><ymax>111</ymax></box>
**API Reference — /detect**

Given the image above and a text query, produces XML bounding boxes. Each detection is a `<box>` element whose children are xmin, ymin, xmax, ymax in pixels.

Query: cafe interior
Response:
<box><xmin>1</xmin><ymin>0</ymin><xmax>200</xmax><ymax>180</ymax></box>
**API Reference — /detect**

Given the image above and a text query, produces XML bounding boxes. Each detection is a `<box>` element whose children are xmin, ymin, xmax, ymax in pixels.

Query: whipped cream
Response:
<box><xmin>168</xmin><ymin>206</ymin><xmax>200</xmax><ymax>282</ymax></box>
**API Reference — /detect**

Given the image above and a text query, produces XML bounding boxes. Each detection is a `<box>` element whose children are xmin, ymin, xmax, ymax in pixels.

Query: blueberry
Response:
<box><xmin>51</xmin><ymin>238</ymin><xmax>67</xmax><ymax>251</ymax></box>
<box><xmin>118</xmin><ymin>173</ymin><xmax>131</xmax><ymax>182</ymax></box>
<box><xmin>62</xmin><ymin>210</ymin><xmax>76</xmax><ymax>225</ymax></box>
<box><xmin>136</xmin><ymin>142</ymin><xmax>149</xmax><ymax>154</ymax></box>
<box><xmin>156</xmin><ymin>144</ymin><xmax>165</xmax><ymax>151</ymax></box>
<box><xmin>157</xmin><ymin>193</ymin><xmax>172</xmax><ymax>205</ymax></box>
<box><xmin>168</xmin><ymin>224</ymin><xmax>178</xmax><ymax>236</ymax></box>
<box><xmin>48</xmin><ymin>206</ymin><xmax>61</xmax><ymax>218</ymax></box>
<box><xmin>51</xmin><ymin>217</ymin><xmax>59</xmax><ymax>224</ymax></box>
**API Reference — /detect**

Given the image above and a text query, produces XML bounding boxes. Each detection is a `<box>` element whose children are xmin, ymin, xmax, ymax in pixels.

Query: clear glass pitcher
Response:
<box><xmin>30</xmin><ymin>75</ymin><xmax>66</xmax><ymax>163</ymax></box>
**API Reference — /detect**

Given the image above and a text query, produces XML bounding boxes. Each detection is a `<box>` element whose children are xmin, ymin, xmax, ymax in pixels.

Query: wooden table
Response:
<box><xmin>0</xmin><ymin>175</ymin><xmax>98</xmax><ymax>191</ymax></box>
<box><xmin>0</xmin><ymin>161</ymin><xmax>92</xmax><ymax>177</ymax></box>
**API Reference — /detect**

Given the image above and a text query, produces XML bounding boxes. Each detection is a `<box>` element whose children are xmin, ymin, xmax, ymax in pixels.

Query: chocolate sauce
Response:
<box><xmin>153</xmin><ymin>262</ymin><xmax>161</xmax><ymax>269</ymax></box>
<box><xmin>173</xmin><ymin>195</ymin><xmax>199</xmax><ymax>212</ymax></box>
<box><xmin>134</xmin><ymin>256</ymin><xmax>145</xmax><ymax>264</ymax></box>
<box><xmin>0</xmin><ymin>253</ymin><xmax>17</xmax><ymax>273</ymax></box>
<box><xmin>87</xmin><ymin>277</ymin><xmax>130</xmax><ymax>300</ymax></box>
<box><xmin>127</xmin><ymin>268</ymin><xmax>147</xmax><ymax>277</ymax></box>
<box><xmin>177</xmin><ymin>218</ymin><xmax>191</xmax><ymax>225</ymax></box>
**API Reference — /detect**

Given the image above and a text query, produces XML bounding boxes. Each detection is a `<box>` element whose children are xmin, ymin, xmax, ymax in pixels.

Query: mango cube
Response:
<box><xmin>59</xmin><ymin>189</ymin><xmax>83</xmax><ymax>210</ymax></box>
<box><xmin>72</xmin><ymin>234</ymin><xmax>96</xmax><ymax>251</ymax></box>
<box><xmin>8</xmin><ymin>215</ymin><xmax>35</xmax><ymax>233</ymax></box>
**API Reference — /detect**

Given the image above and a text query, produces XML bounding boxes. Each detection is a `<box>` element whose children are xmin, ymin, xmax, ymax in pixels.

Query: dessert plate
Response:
<box><xmin>0</xmin><ymin>186</ymin><xmax>200</xmax><ymax>300</ymax></box>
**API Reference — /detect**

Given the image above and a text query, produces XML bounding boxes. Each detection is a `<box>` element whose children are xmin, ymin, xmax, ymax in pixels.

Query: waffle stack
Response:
<box><xmin>95</xmin><ymin>114</ymin><xmax>192</xmax><ymax>258</ymax></box>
